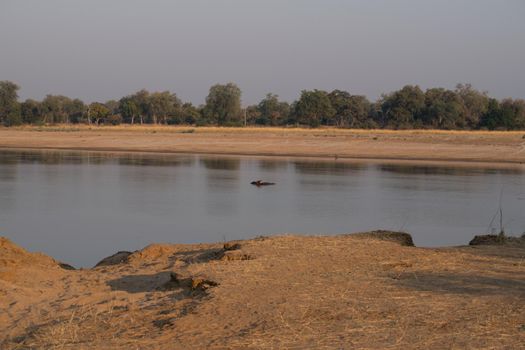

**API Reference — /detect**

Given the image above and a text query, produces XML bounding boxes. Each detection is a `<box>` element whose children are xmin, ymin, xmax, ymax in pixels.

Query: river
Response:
<box><xmin>1</xmin><ymin>149</ymin><xmax>523</xmax><ymax>267</ymax></box>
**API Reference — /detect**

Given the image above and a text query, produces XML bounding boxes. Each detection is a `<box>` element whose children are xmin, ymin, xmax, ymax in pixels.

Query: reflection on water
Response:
<box><xmin>377</xmin><ymin>163</ymin><xmax>524</xmax><ymax>176</ymax></box>
<box><xmin>0</xmin><ymin>149</ymin><xmax>524</xmax><ymax>267</ymax></box>
<box><xmin>293</xmin><ymin>161</ymin><xmax>368</xmax><ymax>175</ymax></box>
<box><xmin>200</xmin><ymin>157</ymin><xmax>240</xmax><ymax>170</ymax></box>
<box><xmin>258</xmin><ymin>160</ymin><xmax>289</xmax><ymax>171</ymax></box>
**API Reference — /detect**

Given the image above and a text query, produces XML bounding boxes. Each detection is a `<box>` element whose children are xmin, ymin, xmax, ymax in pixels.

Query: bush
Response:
<box><xmin>195</xmin><ymin>119</ymin><xmax>209</xmax><ymax>127</ymax></box>
<box><xmin>167</xmin><ymin>115</ymin><xmax>182</xmax><ymax>125</ymax></box>
<box><xmin>105</xmin><ymin>114</ymin><xmax>123</xmax><ymax>125</ymax></box>
<box><xmin>222</xmin><ymin>120</ymin><xmax>243</xmax><ymax>127</ymax></box>
<box><xmin>3</xmin><ymin>113</ymin><xmax>22</xmax><ymax>126</ymax></box>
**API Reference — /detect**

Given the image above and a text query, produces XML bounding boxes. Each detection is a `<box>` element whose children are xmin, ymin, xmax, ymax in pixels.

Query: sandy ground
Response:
<box><xmin>1</xmin><ymin>233</ymin><xmax>524</xmax><ymax>349</ymax></box>
<box><xmin>1</xmin><ymin>125</ymin><xmax>524</xmax><ymax>164</ymax></box>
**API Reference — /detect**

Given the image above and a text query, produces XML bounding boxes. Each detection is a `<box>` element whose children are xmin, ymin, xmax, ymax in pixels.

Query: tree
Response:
<box><xmin>455</xmin><ymin>83</ymin><xmax>489</xmax><ymax>128</ymax></box>
<box><xmin>481</xmin><ymin>98</ymin><xmax>520</xmax><ymax>130</ymax></box>
<box><xmin>245</xmin><ymin>105</ymin><xmax>261</xmax><ymax>125</ymax></box>
<box><xmin>180</xmin><ymin>103</ymin><xmax>201</xmax><ymax>125</ymax></box>
<box><xmin>256</xmin><ymin>93</ymin><xmax>289</xmax><ymax>126</ymax></box>
<box><xmin>203</xmin><ymin>83</ymin><xmax>242</xmax><ymax>125</ymax></box>
<box><xmin>0</xmin><ymin>81</ymin><xmax>22</xmax><ymax>126</ymax></box>
<box><xmin>422</xmin><ymin>88</ymin><xmax>465</xmax><ymax>129</ymax></box>
<box><xmin>379</xmin><ymin>85</ymin><xmax>425</xmax><ymax>128</ymax></box>
<box><xmin>328</xmin><ymin>90</ymin><xmax>373</xmax><ymax>128</ymax></box>
<box><xmin>65</xmin><ymin>99</ymin><xmax>86</xmax><ymax>123</ymax></box>
<box><xmin>88</xmin><ymin>102</ymin><xmax>110</xmax><ymax>125</ymax></box>
<box><xmin>119</xmin><ymin>96</ymin><xmax>139</xmax><ymax>124</ymax></box>
<box><xmin>501</xmin><ymin>99</ymin><xmax>525</xmax><ymax>130</ymax></box>
<box><xmin>21</xmin><ymin>99</ymin><xmax>43</xmax><ymax>124</ymax></box>
<box><xmin>129</xmin><ymin>89</ymin><xmax>151</xmax><ymax>124</ymax></box>
<box><xmin>292</xmin><ymin>90</ymin><xmax>335</xmax><ymax>127</ymax></box>
<box><xmin>104</xmin><ymin>100</ymin><xmax>119</xmax><ymax>115</ymax></box>
<box><xmin>147</xmin><ymin>91</ymin><xmax>181</xmax><ymax>124</ymax></box>
<box><xmin>42</xmin><ymin>95</ymin><xmax>75</xmax><ymax>124</ymax></box>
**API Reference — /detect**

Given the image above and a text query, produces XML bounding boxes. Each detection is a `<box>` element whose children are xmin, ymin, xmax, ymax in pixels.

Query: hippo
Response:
<box><xmin>250</xmin><ymin>180</ymin><xmax>275</xmax><ymax>187</ymax></box>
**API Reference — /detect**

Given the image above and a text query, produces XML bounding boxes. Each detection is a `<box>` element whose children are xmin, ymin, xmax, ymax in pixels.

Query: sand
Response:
<box><xmin>1</xmin><ymin>125</ymin><xmax>524</xmax><ymax>164</ymax></box>
<box><xmin>1</xmin><ymin>233</ymin><xmax>524</xmax><ymax>349</ymax></box>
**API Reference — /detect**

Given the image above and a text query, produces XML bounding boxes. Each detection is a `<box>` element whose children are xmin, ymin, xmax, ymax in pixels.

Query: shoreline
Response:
<box><xmin>1</xmin><ymin>126</ymin><xmax>524</xmax><ymax>166</ymax></box>
<box><xmin>7</xmin><ymin>231</ymin><xmax>525</xmax><ymax>269</ymax></box>
<box><xmin>2</xmin><ymin>145</ymin><xmax>525</xmax><ymax>168</ymax></box>
<box><xmin>1</xmin><ymin>232</ymin><xmax>524</xmax><ymax>348</ymax></box>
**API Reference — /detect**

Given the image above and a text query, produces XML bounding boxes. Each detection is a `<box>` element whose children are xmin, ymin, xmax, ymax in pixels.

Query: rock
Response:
<box><xmin>162</xmin><ymin>272</ymin><xmax>218</xmax><ymax>293</ymax></box>
<box><xmin>58</xmin><ymin>262</ymin><xmax>76</xmax><ymax>270</ymax></box>
<box><xmin>169</xmin><ymin>271</ymin><xmax>180</xmax><ymax>283</ymax></box>
<box><xmin>223</xmin><ymin>242</ymin><xmax>241</xmax><ymax>251</ymax></box>
<box><xmin>153</xmin><ymin>317</ymin><xmax>175</xmax><ymax>329</ymax></box>
<box><xmin>94</xmin><ymin>251</ymin><xmax>133</xmax><ymax>267</ymax></box>
<box><xmin>191</xmin><ymin>277</ymin><xmax>218</xmax><ymax>291</ymax></box>
<box><xmin>221</xmin><ymin>251</ymin><xmax>252</xmax><ymax>261</ymax></box>
<box><xmin>352</xmin><ymin>230</ymin><xmax>415</xmax><ymax>247</ymax></box>
<box><xmin>160</xmin><ymin>272</ymin><xmax>185</xmax><ymax>290</ymax></box>
<box><xmin>469</xmin><ymin>234</ymin><xmax>506</xmax><ymax>246</ymax></box>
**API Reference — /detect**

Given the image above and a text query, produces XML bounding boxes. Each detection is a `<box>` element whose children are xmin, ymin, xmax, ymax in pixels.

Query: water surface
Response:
<box><xmin>1</xmin><ymin>150</ymin><xmax>524</xmax><ymax>267</ymax></box>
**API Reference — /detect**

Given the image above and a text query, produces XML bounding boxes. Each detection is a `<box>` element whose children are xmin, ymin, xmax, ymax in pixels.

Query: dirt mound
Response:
<box><xmin>0</xmin><ymin>237</ymin><xmax>60</xmax><ymax>270</ymax></box>
<box><xmin>470</xmin><ymin>234</ymin><xmax>525</xmax><ymax>246</ymax></box>
<box><xmin>349</xmin><ymin>230</ymin><xmax>415</xmax><ymax>246</ymax></box>
<box><xmin>128</xmin><ymin>244</ymin><xmax>180</xmax><ymax>263</ymax></box>
<box><xmin>469</xmin><ymin>234</ymin><xmax>506</xmax><ymax>245</ymax></box>
<box><xmin>94</xmin><ymin>251</ymin><xmax>133</xmax><ymax>267</ymax></box>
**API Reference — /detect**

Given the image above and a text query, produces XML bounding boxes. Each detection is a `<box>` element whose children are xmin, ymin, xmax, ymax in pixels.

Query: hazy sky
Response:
<box><xmin>1</xmin><ymin>0</ymin><xmax>524</xmax><ymax>105</ymax></box>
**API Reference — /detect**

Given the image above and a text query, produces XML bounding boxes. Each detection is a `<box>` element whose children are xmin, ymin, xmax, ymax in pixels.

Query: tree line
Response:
<box><xmin>1</xmin><ymin>81</ymin><xmax>524</xmax><ymax>130</ymax></box>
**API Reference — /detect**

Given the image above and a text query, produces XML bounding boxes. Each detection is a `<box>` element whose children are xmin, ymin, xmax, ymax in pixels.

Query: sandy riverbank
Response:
<box><xmin>1</xmin><ymin>232</ymin><xmax>524</xmax><ymax>349</ymax></box>
<box><xmin>1</xmin><ymin>125</ymin><xmax>524</xmax><ymax>164</ymax></box>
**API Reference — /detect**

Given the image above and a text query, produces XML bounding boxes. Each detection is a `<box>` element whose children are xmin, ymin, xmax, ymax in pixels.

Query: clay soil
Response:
<box><xmin>1</xmin><ymin>233</ymin><xmax>524</xmax><ymax>349</ymax></box>
<box><xmin>1</xmin><ymin>125</ymin><xmax>524</xmax><ymax>164</ymax></box>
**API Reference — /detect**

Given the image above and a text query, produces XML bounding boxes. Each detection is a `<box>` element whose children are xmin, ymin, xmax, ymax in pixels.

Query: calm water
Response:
<box><xmin>1</xmin><ymin>150</ymin><xmax>524</xmax><ymax>267</ymax></box>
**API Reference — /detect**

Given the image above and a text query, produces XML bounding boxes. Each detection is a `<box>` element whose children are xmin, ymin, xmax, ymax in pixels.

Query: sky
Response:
<box><xmin>1</xmin><ymin>0</ymin><xmax>524</xmax><ymax>105</ymax></box>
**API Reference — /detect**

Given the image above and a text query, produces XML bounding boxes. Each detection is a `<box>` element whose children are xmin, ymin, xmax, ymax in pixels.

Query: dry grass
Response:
<box><xmin>1</xmin><ymin>233</ymin><xmax>524</xmax><ymax>349</ymax></box>
<box><xmin>7</xmin><ymin>123</ymin><xmax>525</xmax><ymax>136</ymax></box>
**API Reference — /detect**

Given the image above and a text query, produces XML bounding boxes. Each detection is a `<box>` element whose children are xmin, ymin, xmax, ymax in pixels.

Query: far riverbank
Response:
<box><xmin>0</xmin><ymin>125</ymin><xmax>524</xmax><ymax>165</ymax></box>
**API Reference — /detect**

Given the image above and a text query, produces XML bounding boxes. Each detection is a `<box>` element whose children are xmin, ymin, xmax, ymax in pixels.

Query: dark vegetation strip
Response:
<box><xmin>1</xmin><ymin>81</ymin><xmax>524</xmax><ymax>130</ymax></box>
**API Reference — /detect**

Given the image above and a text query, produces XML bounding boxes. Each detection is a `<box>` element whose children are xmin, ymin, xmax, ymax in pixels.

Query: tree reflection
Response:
<box><xmin>199</xmin><ymin>157</ymin><xmax>240</xmax><ymax>170</ymax></box>
<box><xmin>257</xmin><ymin>159</ymin><xmax>288</xmax><ymax>171</ymax></box>
<box><xmin>293</xmin><ymin>161</ymin><xmax>368</xmax><ymax>175</ymax></box>
<box><xmin>376</xmin><ymin>164</ymin><xmax>524</xmax><ymax>176</ymax></box>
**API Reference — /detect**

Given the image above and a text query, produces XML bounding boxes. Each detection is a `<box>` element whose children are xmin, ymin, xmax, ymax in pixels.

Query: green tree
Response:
<box><xmin>245</xmin><ymin>105</ymin><xmax>261</xmax><ymax>125</ymax></box>
<box><xmin>256</xmin><ymin>93</ymin><xmax>289</xmax><ymax>126</ymax></box>
<box><xmin>455</xmin><ymin>83</ymin><xmax>489</xmax><ymax>128</ymax></box>
<box><xmin>65</xmin><ymin>99</ymin><xmax>86</xmax><ymax>123</ymax></box>
<box><xmin>0</xmin><ymin>81</ymin><xmax>22</xmax><ymax>126</ymax></box>
<box><xmin>328</xmin><ymin>90</ymin><xmax>373</xmax><ymax>128</ymax></box>
<box><xmin>501</xmin><ymin>99</ymin><xmax>525</xmax><ymax>130</ymax></box>
<box><xmin>119</xmin><ymin>96</ymin><xmax>139</xmax><ymax>124</ymax></box>
<box><xmin>292</xmin><ymin>90</ymin><xmax>335</xmax><ymax>127</ymax></box>
<box><xmin>130</xmin><ymin>89</ymin><xmax>151</xmax><ymax>124</ymax></box>
<box><xmin>481</xmin><ymin>98</ymin><xmax>521</xmax><ymax>130</ymax></box>
<box><xmin>104</xmin><ymin>100</ymin><xmax>119</xmax><ymax>115</ymax></box>
<box><xmin>42</xmin><ymin>95</ymin><xmax>76</xmax><ymax>124</ymax></box>
<box><xmin>379</xmin><ymin>85</ymin><xmax>425</xmax><ymax>128</ymax></box>
<box><xmin>422</xmin><ymin>88</ymin><xmax>465</xmax><ymax>129</ymax></box>
<box><xmin>203</xmin><ymin>83</ymin><xmax>242</xmax><ymax>126</ymax></box>
<box><xmin>180</xmin><ymin>103</ymin><xmax>201</xmax><ymax>125</ymax></box>
<box><xmin>147</xmin><ymin>91</ymin><xmax>181</xmax><ymax>124</ymax></box>
<box><xmin>21</xmin><ymin>99</ymin><xmax>43</xmax><ymax>124</ymax></box>
<box><xmin>88</xmin><ymin>102</ymin><xmax>110</xmax><ymax>125</ymax></box>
